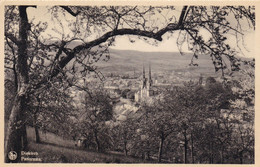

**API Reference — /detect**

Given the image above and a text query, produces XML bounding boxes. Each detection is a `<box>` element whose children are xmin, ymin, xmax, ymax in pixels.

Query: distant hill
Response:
<box><xmin>45</xmin><ymin>40</ymin><xmax>254</xmax><ymax>80</ymax></box>
<box><xmin>95</xmin><ymin>48</ymin><xmax>219</xmax><ymax>78</ymax></box>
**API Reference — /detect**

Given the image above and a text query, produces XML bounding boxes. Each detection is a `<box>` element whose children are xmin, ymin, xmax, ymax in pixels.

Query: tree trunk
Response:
<box><xmin>184</xmin><ymin>129</ymin><xmax>188</xmax><ymax>163</ymax></box>
<box><xmin>239</xmin><ymin>151</ymin><xmax>243</xmax><ymax>164</ymax></box>
<box><xmin>94</xmin><ymin>130</ymin><xmax>100</xmax><ymax>152</ymax></box>
<box><xmin>158</xmin><ymin>134</ymin><xmax>165</xmax><ymax>163</ymax></box>
<box><xmin>145</xmin><ymin>140</ymin><xmax>150</xmax><ymax>160</ymax></box>
<box><xmin>191</xmin><ymin>132</ymin><xmax>194</xmax><ymax>163</ymax></box>
<box><xmin>5</xmin><ymin>95</ymin><xmax>25</xmax><ymax>162</ymax></box>
<box><xmin>209</xmin><ymin>141</ymin><xmax>213</xmax><ymax>164</ymax></box>
<box><xmin>34</xmin><ymin>108</ymin><xmax>40</xmax><ymax>143</ymax></box>
<box><xmin>146</xmin><ymin>151</ymin><xmax>150</xmax><ymax>160</ymax></box>
<box><xmin>20</xmin><ymin>100</ymin><xmax>28</xmax><ymax>150</ymax></box>
<box><xmin>34</xmin><ymin>126</ymin><xmax>40</xmax><ymax>143</ymax></box>
<box><xmin>4</xmin><ymin>6</ymin><xmax>30</xmax><ymax>163</ymax></box>
<box><xmin>220</xmin><ymin>146</ymin><xmax>224</xmax><ymax>164</ymax></box>
<box><xmin>34</xmin><ymin>113</ymin><xmax>40</xmax><ymax>143</ymax></box>
<box><xmin>21</xmin><ymin>124</ymin><xmax>28</xmax><ymax>150</ymax></box>
<box><xmin>124</xmin><ymin>140</ymin><xmax>128</xmax><ymax>156</ymax></box>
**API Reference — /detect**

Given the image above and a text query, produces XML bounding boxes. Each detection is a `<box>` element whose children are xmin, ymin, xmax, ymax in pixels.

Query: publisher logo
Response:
<box><xmin>8</xmin><ymin>151</ymin><xmax>17</xmax><ymax>160</ymax></box>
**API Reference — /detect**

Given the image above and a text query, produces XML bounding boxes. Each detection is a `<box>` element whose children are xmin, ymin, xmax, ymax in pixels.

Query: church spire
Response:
<box><xmin>198</xmin><ymin>73</ymin><xmax>203</xmax><ymax>85</ymax></box>
<box><xmin>143</xmin><ymin>63</ymin><xmax>145</xmax><ymax>79</ymax></box>
<box><xmin>148</xmin><ymin>62</ymin><xmax>152</xmax><ymax>87</ymax></box>
<box><xmin>142</xmin><ymin>63</ymin><xmax>146</xmax><ymax>88</ymax></box>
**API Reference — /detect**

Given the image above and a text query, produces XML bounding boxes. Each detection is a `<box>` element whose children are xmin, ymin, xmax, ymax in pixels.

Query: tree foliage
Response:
<box><xmin>75</xmin><ymin>84</ymin><xmax>113</xmax><ymax>152</ymax></box>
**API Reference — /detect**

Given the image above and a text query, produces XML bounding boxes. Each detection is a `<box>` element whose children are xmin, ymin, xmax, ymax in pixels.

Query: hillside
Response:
<box><xmin>26</xmin><ymin>127</ymin><xmax>155</xmax><ymax>163</ymax></box>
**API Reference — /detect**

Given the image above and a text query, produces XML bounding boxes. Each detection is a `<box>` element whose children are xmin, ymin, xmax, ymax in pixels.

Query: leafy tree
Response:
<box><xmin>195</xmin><ymin>78</ymin><xmax>234</xmax><ymax>163</ymax></box>
<box><xmin>27</xmin><ymin>78</ymin><xmax>75</xmax><ymax>143</ymax></box>
<box><xmin>111</xmin><ymin>117</ymin><xmax>137</xmax><ymax>156</ymax></box>
<box><xmin>4</xmin><ymin>5</ymin><xmax>254</xmax><ymax>162</ymax></box>
<box><xmin>77</xmin><ymin>84</ymin><xmax>113</xmax><ymax>152</ymax></box>
<box><xmin>228</xmin><ymin>67</ymin><xmax>254</xmax><ymax>163</ymax></box>
<box><xmin>138</xmin><ymin>97</ymin><xmax>179</xmax><ymax>162</ymax></box>
<box><xmin>170</xmin><ymin>82</ymin><xmax>206</xmax><ymax>163</ymax></box>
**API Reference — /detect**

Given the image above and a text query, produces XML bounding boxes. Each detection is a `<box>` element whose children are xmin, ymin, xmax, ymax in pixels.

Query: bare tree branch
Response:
<box><xmin>60</xmin><ymin>6</ymin><xmax>80</xmax><ymax>17</ymax></box>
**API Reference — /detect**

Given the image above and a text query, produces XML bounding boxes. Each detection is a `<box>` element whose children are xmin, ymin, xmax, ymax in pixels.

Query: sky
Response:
<box><xmin>26</xmin><ymin>6</ymin><xmax>255</xmax><ymax>58</ymax></box>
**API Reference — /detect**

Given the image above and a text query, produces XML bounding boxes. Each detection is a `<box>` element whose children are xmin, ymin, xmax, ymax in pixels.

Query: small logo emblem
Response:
<box><xmin>8</xmin><ymin>151</ymin><xmax>17</xmax><ymax>160</ymax></box>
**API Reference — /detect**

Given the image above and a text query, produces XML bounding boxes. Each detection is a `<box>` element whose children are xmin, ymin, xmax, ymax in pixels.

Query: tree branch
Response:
<box><xmin>177</xmin><ymin>6</ymin><xmax>188</xmax><ymax>27</ymax></box>
<box><xmin>5</xmin><ymin>32</ymin><xmax>19</xmax><ymax>45</ymax></box>
<box><xmin>60</xmin><ymin>6</ymin><xmax>80</xmax><ymax>17</ymax></box>
<box><xmin>36</xmin><ymin>5</ymin><xmax>243</xmax><ymax>92</ymax></box>
<box><xmin>48</xmin><ymin>24</ymin><xmax>184</xmax><ymax>80</ymax></box>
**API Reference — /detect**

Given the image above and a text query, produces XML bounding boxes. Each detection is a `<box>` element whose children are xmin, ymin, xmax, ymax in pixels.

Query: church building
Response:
<box><xmin>135</xmin><ymin>63</ymin><xmax>155</xmax><ymax>102</ymax></box>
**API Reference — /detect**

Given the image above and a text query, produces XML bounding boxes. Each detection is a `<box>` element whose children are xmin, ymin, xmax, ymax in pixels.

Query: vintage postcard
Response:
<box><xmin>0</xmin><ymin>0</ymin><xmax>259</xmax><ymax>166</ymax></box>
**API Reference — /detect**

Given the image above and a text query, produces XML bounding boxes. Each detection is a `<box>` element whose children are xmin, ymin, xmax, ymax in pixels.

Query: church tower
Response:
<box><xmin>135</xmin><ymin>63</ymin><xmax>154</xmax><ymax>102</ymax></box>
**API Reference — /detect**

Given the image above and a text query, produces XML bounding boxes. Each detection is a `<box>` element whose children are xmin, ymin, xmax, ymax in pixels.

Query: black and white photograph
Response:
<box><xmin>2</xmin><ymin>2</ymin><xmax>257</xmax><ymax>164</ymax></box>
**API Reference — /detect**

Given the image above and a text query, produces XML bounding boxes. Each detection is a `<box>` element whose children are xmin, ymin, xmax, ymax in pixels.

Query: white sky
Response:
<box><xmin>27</xmin><ymin>6</ymin><xmax>255</xmax><ymax>57</ymax></box>
<box><xmin>110</xmin><ymin>32</ymin><xmax>190</xmax><ymax>52</ymax></box>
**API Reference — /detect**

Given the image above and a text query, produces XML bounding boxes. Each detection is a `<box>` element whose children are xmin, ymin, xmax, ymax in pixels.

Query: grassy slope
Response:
<box><xmin>26</xmin><ymin>127</ymin><xmax>154</xmax><ymax>163</ymax></box>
